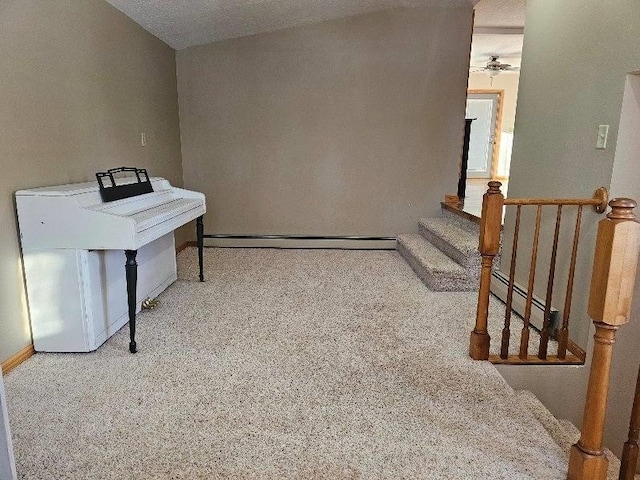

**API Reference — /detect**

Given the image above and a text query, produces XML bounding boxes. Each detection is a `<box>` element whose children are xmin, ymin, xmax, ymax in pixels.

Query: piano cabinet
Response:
<box><xmin>22</xmin><ymin>234</ymin><xmax>177</xmax><ymax>352</ymax></box>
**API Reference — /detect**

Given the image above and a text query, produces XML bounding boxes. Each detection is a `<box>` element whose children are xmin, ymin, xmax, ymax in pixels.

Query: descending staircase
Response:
<box><xmin>396</xmin><ymin>207</ymin><xmax>481</xmax><ymax>291</ymax></box>
<box><xmin>515</xmin><ymin>390</ymin><xmax>623</xmax><ymax>479</ymax></box>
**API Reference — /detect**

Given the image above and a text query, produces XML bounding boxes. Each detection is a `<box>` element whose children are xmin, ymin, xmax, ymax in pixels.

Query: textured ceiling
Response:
<box><xmin>104</xmin><ymin>0</ymin><xmax>477</xmax><ymax>50</ymax></box>
<box><xmin>474</xmin><ymin>0</ymin><xmax>526</xmax><ymax>28</ymax></box>
<box><xmin>470</xmin><ymin>34</ymin><xmax>523</xmax><ymax>68</ymax></box>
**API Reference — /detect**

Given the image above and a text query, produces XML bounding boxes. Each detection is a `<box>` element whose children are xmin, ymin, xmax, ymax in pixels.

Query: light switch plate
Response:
<box><xmin>596</xmin><ymin>125</ymin><xmax>609</xmax><ymax>149</ymax></box>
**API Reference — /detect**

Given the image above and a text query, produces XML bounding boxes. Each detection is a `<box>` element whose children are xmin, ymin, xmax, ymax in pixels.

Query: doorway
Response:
<box><xmin>466</xmin><ymin>90</ymin><xmax>503</xmax><ymax>179</ymax></box>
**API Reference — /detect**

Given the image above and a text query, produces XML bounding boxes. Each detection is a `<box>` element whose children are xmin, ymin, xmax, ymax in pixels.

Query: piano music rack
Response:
<box><xmin>96</xmin><ymin>167</ymin><xmax>154</xmax><ymax>203</ymax></box>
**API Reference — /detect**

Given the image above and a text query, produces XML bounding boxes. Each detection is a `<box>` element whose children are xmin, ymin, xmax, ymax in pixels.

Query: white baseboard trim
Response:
<box><xmin>491</xmin><ymin>270</ymin><xmax>559</xmax><ymax>333</ymax></box>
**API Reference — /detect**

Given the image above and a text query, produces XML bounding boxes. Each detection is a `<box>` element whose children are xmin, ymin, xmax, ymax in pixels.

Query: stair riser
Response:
<box><xmin>418</xmin><ymin>222</ymin><xmax>481</xmax><ymax>272</ymax></box>
<box><xmin>397</xmin><ymin>240</ymin><xmax>478</xmax><ymax>292</ymax></box>
<box><xmin>440</xmin><ymin>208</ymin><xmax>480</xmax><ymax>235</ymax></box>
<box><xmin>434</xmin><ymin>212</ymin><xmax>503</xmax><ymax>272</ymax></box>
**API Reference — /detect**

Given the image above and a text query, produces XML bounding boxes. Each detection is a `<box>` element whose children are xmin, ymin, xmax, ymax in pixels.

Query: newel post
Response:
<box><xmin>568</xmin><ymin>198</ymin><xmax>640</xmax><ymax>480</ymax></box>
<box><xmin>469</xmin><ymin>181</ymin><xmax>504</xmax><ymax>360</ymax></box>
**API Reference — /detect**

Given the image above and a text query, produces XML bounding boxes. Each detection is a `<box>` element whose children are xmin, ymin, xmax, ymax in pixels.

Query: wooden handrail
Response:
<box><xmin>568</xmin><ymin>198</ymin><xmax>640</xmax><ymax>480</ymax></box>
<box><xmin>503</xmin><ymin>186</ymin><xmax>608</xmax><ymax>210</ymax></box>
<box><xmin>620</xmin><ymin>365</ymin><xmax>640</xmax><ymax>480</ymax></box>
<box><xmin>504</xmin><ymin>198</ymin><xmax>601</xmax><ymax>206</ymax></box>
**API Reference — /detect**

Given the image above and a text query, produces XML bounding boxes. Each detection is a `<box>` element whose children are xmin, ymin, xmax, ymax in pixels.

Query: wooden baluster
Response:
<box><xmin>470</xmin><ymin>181</ymin><xmax>504</xmax><ymax>360</ymax></box>
<box><xmin>620</xmin><ymin>366</ymin><xmax>640</xmax><ymax>480</ymax></box>
<box><xmin>568</xmin><ymin>199</ymin><xmax>640</xmax><ymax>480</ymax></box>
<box><xmin>539</xmin><ymin>205</ymin><xmax>562</xmax><ymax>359</ymax></box>
<box><xmin>519</xmin><ymin>205</ymin><xmax>543</xmax><ymax>360</ymax></box>
<box><xmin>500</xmin><ymin>205</ymin><xmax>521</xmax><ymax>359</ymax></box>
<box><xmin>558</xmin><ymin>205</ymin><xmax>583</xmax><ymax>360</ymax></box>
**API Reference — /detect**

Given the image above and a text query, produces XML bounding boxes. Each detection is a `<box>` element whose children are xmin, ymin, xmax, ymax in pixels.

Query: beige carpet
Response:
<box><xmin>5</xmin><ymin>248</ymin><xmax>582</xmax><ymax>479</ymax></box>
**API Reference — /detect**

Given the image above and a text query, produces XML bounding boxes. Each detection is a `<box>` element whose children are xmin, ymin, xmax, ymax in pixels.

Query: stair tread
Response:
<box><xmin>396</xmin><ymin>234</ymin><xmax>467</xmax><ymax>276</ymax></box>
<box><xmin>418</xmin><ymin>217</ymin><xmax>479</xmax><ymax>254</ymax></box>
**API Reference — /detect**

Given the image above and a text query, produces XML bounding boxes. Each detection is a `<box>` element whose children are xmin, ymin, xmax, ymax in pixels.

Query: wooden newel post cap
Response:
<box><xmin>486</xmin><ymin>181</ymin><xmax>502</xmax><ymax>194</ymax></box>
<box><xmin>588</xmin><ymin>197</ymin><xmax>640</xmax><ymax>325</ymax></box>
<box><xmin>607</xmin><ymin>198</ymin><xmax>638</xmax><ymax>221</ymax></box>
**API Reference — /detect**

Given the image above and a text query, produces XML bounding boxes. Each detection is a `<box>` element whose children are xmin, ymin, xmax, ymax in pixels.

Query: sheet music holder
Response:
<box><xmin>96</xmin><ymin>167</ymin><xmax>154</xmax><ymax>202</ymax></box>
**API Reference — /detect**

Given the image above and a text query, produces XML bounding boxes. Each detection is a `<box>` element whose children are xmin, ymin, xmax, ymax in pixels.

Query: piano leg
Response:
<box><xmin>197</xmin><ymin>215</ymin><xmax>204</xmax><ymax>282</ymax></box>
<box><xmin>125</xmin><ymin>250</ymin><xmax>138</xmax><ymax>353</ymax></box>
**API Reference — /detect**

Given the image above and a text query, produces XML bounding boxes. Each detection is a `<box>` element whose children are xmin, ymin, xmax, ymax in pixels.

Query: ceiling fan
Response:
<box><xmin>471</xmin><ymin>56</ymin><xmax>520</xmax><ymax>84</ymax></box>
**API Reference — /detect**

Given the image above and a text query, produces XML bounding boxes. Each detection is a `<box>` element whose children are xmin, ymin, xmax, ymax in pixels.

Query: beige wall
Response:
<box><xmin>501</xmin><ymin>0</ymin><xmax>640</xmax><ymax>350</ymax></box>
<box><xmin>0</xmin><ymin>0</ymin><xmax>185</xmax><ymax>363</ymax></box>
<box><xmin>177</xmin><ymin>7</ymin><xmax>474</xmax><ymax>239</ymax></box>
<box><xmin>497</xmin><ymin>0</ymin><xmax>640</xmax><ymax>461</ymax></box>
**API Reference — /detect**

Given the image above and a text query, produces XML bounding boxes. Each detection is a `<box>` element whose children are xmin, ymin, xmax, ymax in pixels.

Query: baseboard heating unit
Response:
<box><xmin>202</xmin><ymin>234</ymin><xmax>397</xmax><ymax>250</ymax></box>
<box><xmin>490</xmin><ymin>270</ymin><xmax>559</xmax><ymax>334</ymax></box>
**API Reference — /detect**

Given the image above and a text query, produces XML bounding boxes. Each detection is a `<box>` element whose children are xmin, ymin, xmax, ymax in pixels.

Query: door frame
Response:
<box><xmin>467</xmin><ymin>89</ymin><xmax>504</xmax><ymax>180</ymax></box>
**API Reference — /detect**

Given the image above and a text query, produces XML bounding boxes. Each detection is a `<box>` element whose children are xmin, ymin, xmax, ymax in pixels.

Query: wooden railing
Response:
<box><xmin>620</xmin><ymin>365</ymin><xmax>640</xmax><ymax>479</ymax></box>
<box><xmin>568</xmin><ymin>198</ymin><xmax>640</xmax><ymax>479</ymax></box>
<box><xmin>469</xmin><ymin>187</ymin><xmax>640</xmax><ymax>478</ymax></box>
<box><xmin>469</xmin><ymin>181</ymin><xmax>609</xmax><ymax>363</ymax></box>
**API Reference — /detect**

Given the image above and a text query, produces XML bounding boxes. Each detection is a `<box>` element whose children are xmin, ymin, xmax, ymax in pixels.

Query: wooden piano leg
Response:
<box><xmin>125</xmin><ymin>250</ymin><xmax>138</xmax><ymax>353</ymax></box>
<box><xmin>197</xmin><ymin>215</ymin><xmax>204</xmax><ymax>282</ymax></box>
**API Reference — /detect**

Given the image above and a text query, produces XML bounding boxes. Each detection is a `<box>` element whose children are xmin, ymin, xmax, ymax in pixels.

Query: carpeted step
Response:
<box><xmin>418</xmin><ymin>217</ymin><xmax>480</xmax><ymax>271</ymax></box>
<box><xmin>396</xmin><ymin>234</ymin><xmax>477</xmax><ymax>291</ymax></box>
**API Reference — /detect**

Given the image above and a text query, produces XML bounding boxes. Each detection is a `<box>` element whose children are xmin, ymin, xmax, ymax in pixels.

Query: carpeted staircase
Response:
<box><xmin>397</xmin><ymin>208</ymin><xmax>481</xmax><ymax>291</ymax></box>
<box><xmin>515</xmin><ymin>390</ymin><xmax>623</xmax><ymax>479</ymax></box>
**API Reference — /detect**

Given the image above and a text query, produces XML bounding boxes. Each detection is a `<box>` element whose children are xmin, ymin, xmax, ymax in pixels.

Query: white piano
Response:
<box><xmin>16</xmin><ymin>172</ymin><xmax>206</xmax><ymax>353</ymax></box>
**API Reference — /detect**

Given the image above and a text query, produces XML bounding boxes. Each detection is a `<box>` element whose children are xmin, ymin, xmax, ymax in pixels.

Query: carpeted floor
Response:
<box><xmin>5</xmin><ymin>248</ymin><xmax>581</xmax><ymax>478</ymax></box>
